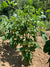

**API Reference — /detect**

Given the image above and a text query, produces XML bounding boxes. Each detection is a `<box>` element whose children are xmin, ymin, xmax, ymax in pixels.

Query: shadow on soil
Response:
<box><xmin>0</xmin><ymin>43</ymin><xmax>29</xmax><ymax>67</ymax></box>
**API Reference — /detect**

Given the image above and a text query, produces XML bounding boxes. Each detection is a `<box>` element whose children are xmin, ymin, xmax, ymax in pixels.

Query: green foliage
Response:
<box><xmin>1</xmin><ymin>0</ymin><xmax>17</xmax><ymax>9</ymax></box>
<box><xmin>41</xmin><ymin>31</ymin><xmax>48</xmax><ymax>42</ymax></box>
<box><xmin>1</xmin><ymin>1</ymin><xmax>8</xmax><ymax>8</ymax></box>
<box><xmin>0</xmin><ymin>0</ymin><xmax>48</xmax><ymax>64</ymax></box>
<box><xmin>43</xmin><ymin>40</ymin><xmax>50</xmax><ymax>55</ymax></box>
<box><xmin>2</xmin><ymin>36</ymin><xmax>6</xmax><ymax>41</ymax></box>
<box><xmin>43</xmin><ymin>38</ymin><xmax>50</xmax><ymax>62</ymax></box>
<box><xmin>45</xmin><ymin>21</ymin><xmax>50</xmax><ymax>31</ymax></box>
<box><xmin>29</xmin><ymin>0</ymin><xmax>32</xmax><ymax>5</ymax></box>
<box><xmin>46</xmin><ymin>9</ymin><xmax>50</xmax><ymax>13</ymax></box>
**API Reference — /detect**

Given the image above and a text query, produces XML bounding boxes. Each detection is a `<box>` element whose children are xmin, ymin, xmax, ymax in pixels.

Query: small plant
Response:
<box><xmin>0</xmin><ymin>0</ymin><xmax>48</xmax><ymax>64</ymax></box>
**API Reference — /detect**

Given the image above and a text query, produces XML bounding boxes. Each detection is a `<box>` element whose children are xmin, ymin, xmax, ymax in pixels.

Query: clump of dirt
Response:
<box><xmin>0</xmin><ymin>31</ymin><xmax>50</xmax><ymax>67</ymax></box>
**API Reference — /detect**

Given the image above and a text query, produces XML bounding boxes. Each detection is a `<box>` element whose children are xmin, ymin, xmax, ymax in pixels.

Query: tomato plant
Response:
<box><xmin>0</xmin><ymin>0</ymin><xmax>48</xmax><ymax>64</ymax></box>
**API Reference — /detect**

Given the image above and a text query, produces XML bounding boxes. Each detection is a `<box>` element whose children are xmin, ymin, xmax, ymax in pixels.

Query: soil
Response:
<box><xmin>0</xmin><ymin>31</ymin><xmax>50</xmax><ymax>67</ymax></box>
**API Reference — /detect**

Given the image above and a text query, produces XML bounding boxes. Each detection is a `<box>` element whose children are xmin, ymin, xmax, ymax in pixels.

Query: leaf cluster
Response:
<box><xmin>0</xmin><ymin>0</ymin><xmax>48</xmax><ymax>64</ymax></box>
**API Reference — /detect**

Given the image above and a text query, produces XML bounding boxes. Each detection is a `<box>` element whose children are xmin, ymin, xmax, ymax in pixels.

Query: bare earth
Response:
<box><xmin>0</xmin><ymin>31</ymin><xmax>50</xmax><ymax>67</ymax></box>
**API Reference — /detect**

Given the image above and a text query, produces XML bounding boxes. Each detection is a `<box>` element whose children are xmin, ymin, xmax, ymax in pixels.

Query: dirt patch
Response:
<box><xmin>0</xmin><ymin>31</ymin><xmax>50</xmax><ymax>67</ymax></box>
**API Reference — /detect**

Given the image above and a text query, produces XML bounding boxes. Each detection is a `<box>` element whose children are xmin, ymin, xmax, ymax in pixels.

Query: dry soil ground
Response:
<box><xmin>0</xmin><ymin>31</ymin><xmax>50</xmax><ymax>67</ymax></box>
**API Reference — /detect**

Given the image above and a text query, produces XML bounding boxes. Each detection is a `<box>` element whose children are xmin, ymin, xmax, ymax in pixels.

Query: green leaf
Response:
<box><xmin>29</xmin><ymin>0</ymin><xmax>32</xmax><ymax>5</ymax></box>
<box><xmin>1</xmin><ymin>1</ymin><xmax>8</xmax><ymax>8</ymax></box>
<box><xmin>21</xmin><ymin>51</ymin><xmax>26</xmax><ymax>61</ymax></box>
<box><xmin>30</xmin><ymin>52</ymin><xmax>33</xmax><ymax>59</ymax></box>
<box><xmin>2</xmin><ymin>36</ymin><xmax>6</xmax><ymax>41</ymax></box>
<box><xmin>22</xmin><ymin>56</ymin><xmax>25</xmax><ymax>61</ymax></box>
<box><xmin>35</xmin><ymin>42</ymin><xmax>41</xmax><ymax>49</ymax></box>
<box><xmin>9</xmin><ymin>37</ymin><xmax>13</xmax><ymax>45</ymax></box>
<box><xmin>46</xmin><ymin>9</ymin><xmax>50</xmax><ymax>13</ymax></box>
<box><xmin>41</xmin><ymin>32</ymin><xmax>48</xmax><ymax>42</ymax></box>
